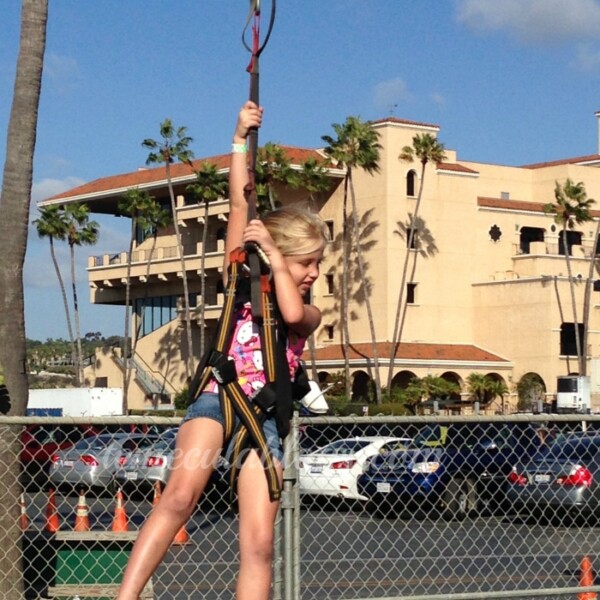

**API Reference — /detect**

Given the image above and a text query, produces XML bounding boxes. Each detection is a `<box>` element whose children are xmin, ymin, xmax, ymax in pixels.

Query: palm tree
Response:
<box><xmin>387</xmin><ymin>134</ymin><xmax>446</xmax><ymax>390</ymax></box>
<box><xmin>0</xmin><ymin>1</ymin><xmax>47</xmax><ymax>595</ymax></box>
<box><xmin>64</xmin><ymin>203</ymin><xmax>99</xmax><ymax>385</ymax></box>
<box><xmin>466</xmin><ymin>373</ymin><xmax>490</xmax><ymax>407</ymax></box>
<box><xmin>143</xmin><ymin>119</ymin><xmax>195</xmax><ymax>380</ymax></box>
<box><xmin>117</xmin><ymin>189</ymin><xmax>169</xmax><ymax>409</ymax></box>
<box><xmin>255</xmin><ymin>142</ymin><xmax>299</xmax><ymax>212</ymax></box>
<box><xmin>544</xmin><ymin>179</ymin><xmax>595</xmax><ymax>375</ymax></box>
<box><xmin>582</xmin><ymin>213</ymin><xmax>600</xmax><ymax>377</ymax></box>
<box><xmin>33</xmin><ymin>205</ymin><xmax>76</xmax><ymax>370</ymax></box>
<box><xmin>298</xmin><ymin>157</ymin><xmax>331</xmax><ymax>208</ymax></box>
<box><xmin>186</xmin><ymin>163</ymin><xmax>229</xmax><ymax>358</ymax></box>
<box><xmin>323</xmin><ymin>117</ymin><xmax>383</xmax><ymax>403</ymax></box>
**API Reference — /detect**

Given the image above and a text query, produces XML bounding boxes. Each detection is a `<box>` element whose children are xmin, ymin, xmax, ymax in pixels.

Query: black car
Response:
<box><xmin>357</xmin><ymin>421</ymin><xmax>542</xmax><ymax>520</ymax></box>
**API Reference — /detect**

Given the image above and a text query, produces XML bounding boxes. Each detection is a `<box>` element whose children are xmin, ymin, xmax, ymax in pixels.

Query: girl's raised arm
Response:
<box><xmin>224</xmin><ymin>102</ymin><xmax>263</xmax><ymax>277</ymax></box>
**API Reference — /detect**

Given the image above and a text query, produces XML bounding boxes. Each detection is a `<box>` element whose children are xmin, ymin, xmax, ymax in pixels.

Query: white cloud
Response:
<box><xmin>31</xmin><ymin>176</ymin><xmax>86</xmax><ymax>204</ymax></box>
<box><xmin>430</xmin><ymin>92</ymin><xmax>446</xmax><ymax>106</ymax></box>
<box><xmin>44</xmin><ymin>53</ymin><xmax>81</xmax><ymax>95</ymax></box>
<box><xmin>455</xmin><ymin>0</ymin><xmax>600</xmax><ymax>44</ymax></box>
<box><xmin>373</xmin><ymin>77</ymin><xmax>412</xmax><ymax>112</ymax></box>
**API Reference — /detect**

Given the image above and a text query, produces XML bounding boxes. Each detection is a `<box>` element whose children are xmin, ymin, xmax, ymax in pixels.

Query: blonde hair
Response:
<box><xmin>262</xmin><ymin>205</ymin><xmax>329</xmax><ymax>256</ymax></box>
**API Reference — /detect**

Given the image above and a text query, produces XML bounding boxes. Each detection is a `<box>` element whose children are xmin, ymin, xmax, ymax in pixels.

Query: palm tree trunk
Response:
<box><xmin>123</xmin><ymin>219</ymin><xmax>136</xmax><ymax>411</ymax></box>
<box><xmin>166</xmin><ymin>162</ymin><xmax>193</xmax><ymax>380</ymax></box>
<box><xmin>348</xmin><ymin>171</ymin><xmax>382</xmax><ymax>404</ymax></box>
<box><xmin>563</xmin><ymin>226</ymin><xmax>583</xmax><ymax>374</ymax></box>
<box><xmin>50</xmin><ymin>238</ymin><xmax>76</xmax><ymax>371</ymax></box>
<box><xmin>199</xmin><ymin>201</ymin><xmax>209</xmax><ymax>359</ymax></box>
<box><xmin>387</xmin><ymin>160</ymin><xmax>427</xmax><ymax>390</ymax></box>
<box><xmin>341</xmin><ymin>175</ymin><xmax>352</xmax><ymax>399</ymax></box>
<box><xmin>581</xmin><ymin>218</ymin><xmax>600</xmax><ymax>377</ymax></box>
<box><xmin>0</xmin><ymin>2</ymin><xmax>47</xmax><ymax>597</ymax></box>
<box><xmin>553</xmin><ymin>276</ymin><xmax>573</xmax><ymax>374</ymax></box>
<box><xmin>69</xmin><ymin>243</ymin><xmax>84</xmax><ymax>385</ymax></box>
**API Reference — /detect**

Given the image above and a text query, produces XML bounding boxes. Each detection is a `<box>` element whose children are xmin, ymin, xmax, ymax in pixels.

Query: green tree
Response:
<box><xmin>186</xmin><ymin>163</ymin><xmax>228</xmax><ymax>358</ymax></box>
<box><xmin>544</xmin><ymin>179</ymin><xmax>595</xmax><ymax>375</ymax></box>
<box><xmin>516</xmin><ymin>373</ymin><xmax>546</xmax><ymax>412</ymax></box>
<box><xmin>255</xmin><ymin>142</ymin><xmax>299</xmax><ymax>212</ymax></box>
<box><xmin>0</xmin><ymin>1</ymin><xmax>48</xmax><ymax>595</ymax></box>
<box><xmin>143</xmin><ymin>119</ymin><xmax>195</xmax><ymax>380</ymax></box>
<box><xmin>323</xmin><ymin>116</ymin><xmax>383</xmax><ymax>403</ymax></box>
<box><xmin>117</xmin><ymin>189</ymin><xmax>170</xmax><ymax>409</ymax></box>
<box><xmin>64</xmin><ymin>203</ymin><xmax>99</xmax><ymax>385</ymax></box>
<box><xmin>388</xmin><ymin>134</ymin><xmax>446</xmax><ymax>390</ymax></box>
<box><xmin>403</xmin><ymin>375</ymin><xmax>459</xmax><ymax>415</ymax></box>
<box><xmin>34</xmin><ymin>205</ymin><xmax>76</xmax><ymax>371</ymax></box>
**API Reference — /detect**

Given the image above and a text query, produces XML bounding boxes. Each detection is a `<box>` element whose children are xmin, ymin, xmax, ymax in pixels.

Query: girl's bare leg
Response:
<box><xmin>236</xmin><ymin>451</ymin><xmax>283</xmax><ymax>600</ymax></box>
<box><xmin>117</xmin><ymin>418</ymin><xmax>224</xmax><ymax>600</ymax></box>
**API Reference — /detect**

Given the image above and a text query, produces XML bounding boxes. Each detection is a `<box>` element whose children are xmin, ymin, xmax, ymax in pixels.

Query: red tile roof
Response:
<box><xmin>46</xmin><ymin>146</ymin><xmax>331</xmax><ymax>202</ymax></box>
<box><xmin>520</xmin><ymin>154</ymin><xmax>600</xmax><ymax>169</ymax></box>
<box><xmin>370</xmin><ymin>116</ymin><xmax>439</xmax><ymax>130</ymax></box>
<box><xmin>437</xmin><ymin>162</ymin><xmax>478</xmax><ymax>174</ymax></box>
<box><xmin>303</xmin><ymin>342</ymin><xmax>508</xmax><ymax>363</ymax></box>
<box><xmin>478</xmin><ymin>196</ymin><xmax>600</xmax><ymax>218</ymax></box>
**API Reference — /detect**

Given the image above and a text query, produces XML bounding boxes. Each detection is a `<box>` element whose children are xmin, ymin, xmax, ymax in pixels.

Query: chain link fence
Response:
<box><xmin>3</xmin><ymin>414</ymin><xmax>600</xmax><ymax>599</ymax></box>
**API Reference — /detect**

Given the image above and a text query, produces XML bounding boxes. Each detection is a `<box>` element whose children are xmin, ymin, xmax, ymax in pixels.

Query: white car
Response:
<box><xmin>299</xmin><ymin>437</ymin><xmax>413</xmax><ymax>501</ymax></box>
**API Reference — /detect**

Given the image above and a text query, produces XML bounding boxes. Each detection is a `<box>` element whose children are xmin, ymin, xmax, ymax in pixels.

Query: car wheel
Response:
<box><xmin>441</xmin><ymin>477</ymin><xmax>478</xmax><ymax>521</ymax></box>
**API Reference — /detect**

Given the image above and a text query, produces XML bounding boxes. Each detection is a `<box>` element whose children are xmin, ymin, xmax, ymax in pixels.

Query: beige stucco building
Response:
<box><xmin>42</xmin><ymin>114</ymin><xmax>600</xmax><ymax>414</ymax></box>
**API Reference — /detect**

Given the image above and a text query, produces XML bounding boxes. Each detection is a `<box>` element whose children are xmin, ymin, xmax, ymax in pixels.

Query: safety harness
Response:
<box><xmin>187</xmin><ymin>0</ymin><xmax>306</xmax><ymax>502</ymax></box>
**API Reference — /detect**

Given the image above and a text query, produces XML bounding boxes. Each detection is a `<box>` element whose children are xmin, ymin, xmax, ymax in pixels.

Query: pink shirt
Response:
<box><xmin>206</xmin><ymin>302</ymin><xmax>306</xmax><ymax>398</ymax></box>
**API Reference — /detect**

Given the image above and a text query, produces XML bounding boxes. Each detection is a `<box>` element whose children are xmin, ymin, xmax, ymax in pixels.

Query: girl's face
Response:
<box><xmin>285</xmin><ymin>246</ymin><xmax>324</xmax><ymax>296</ymax></box>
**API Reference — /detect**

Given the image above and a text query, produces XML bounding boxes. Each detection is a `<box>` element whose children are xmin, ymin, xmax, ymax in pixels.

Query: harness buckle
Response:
<box><xmin>208</xmin><ymin>350</ymin><xmax>237</xmax><ymax>385</ymax></box>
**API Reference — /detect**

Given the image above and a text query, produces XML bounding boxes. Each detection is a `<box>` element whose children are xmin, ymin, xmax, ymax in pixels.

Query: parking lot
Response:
<box><xmin>10</xmin><ymin>414</ymin><xmax>600</xmax><ymax>599</ymax></box>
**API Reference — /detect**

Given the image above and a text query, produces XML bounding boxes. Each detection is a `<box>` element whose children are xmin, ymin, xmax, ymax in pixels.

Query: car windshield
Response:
<box><xmin>316</xmin><ymin>440</ymin><xmax>372</xmax><ymax>455</ymax></box>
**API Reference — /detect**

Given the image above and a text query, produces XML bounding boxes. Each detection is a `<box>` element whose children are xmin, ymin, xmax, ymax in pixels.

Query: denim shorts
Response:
<box><xmin>182</xmin><ymin>392</ymin><xmax>284</xmax><ymax>464</ymax></box>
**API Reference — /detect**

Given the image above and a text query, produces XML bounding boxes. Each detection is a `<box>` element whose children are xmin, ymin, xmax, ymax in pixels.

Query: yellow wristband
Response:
<box><xmin>232</xmin><ymin>143</ymin><xmax>248</xmax><ymax>154</ymax></box>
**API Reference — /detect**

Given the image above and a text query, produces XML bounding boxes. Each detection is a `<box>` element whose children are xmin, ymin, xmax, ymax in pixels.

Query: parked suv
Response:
<box><xmin>357</xmin><ymin>421</ymin><xmax>541</xmax><ymax>520</ymax></box>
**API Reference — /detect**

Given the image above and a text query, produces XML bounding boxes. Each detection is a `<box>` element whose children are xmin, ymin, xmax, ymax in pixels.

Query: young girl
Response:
<box><xmin>117</xmin><ymin>101</ymin><xmax>328</xmax><ymax>600</ymax></box>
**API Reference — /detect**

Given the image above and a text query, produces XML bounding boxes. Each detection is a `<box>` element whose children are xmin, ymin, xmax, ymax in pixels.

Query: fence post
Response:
<box><xmin>281</xmin><ymin>412</ymin><xmax>299</xmax><ymax>600</ymax></box>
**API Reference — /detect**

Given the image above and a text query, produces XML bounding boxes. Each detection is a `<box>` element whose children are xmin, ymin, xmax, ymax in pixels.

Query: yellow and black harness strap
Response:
<box><xmin>187</xmin><ymin>246</ymin><xmax>287</xmax><ymax>502</ymax></box>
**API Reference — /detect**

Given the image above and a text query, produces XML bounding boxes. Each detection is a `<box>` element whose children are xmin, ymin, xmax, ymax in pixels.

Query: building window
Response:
<box><xmin>325</xmin><ymin>325</ymin><xmax>334</xmax><ymax>340</ymax></box>
<box><xmin>325</xmin><ymin>220</ymin><xmax>334</xmax><ymax>242</ymax></box>
<box><xmin>406</xmin><ymin>170</ymin><xmax>417</xmax><ymax>197</ymax></box>
<box><xmin>560</xmin><ymin>322</ymin><xmax>584</xmax><ymax>357</ymax></box>
<box><xmin>325</xmin><ymin>274</ymin><xmax>334</xmax><ymax>295</ymax></box>
<box><xmin>519</xmin><ymin>226</ymin><xmax>544</xmax><ymax>254</ymax></box>
<box><xmin>558</xmin><ymin>231</ymin><xmax>582</xmax><ymax>256</ymax></box>
<box><xmin>407</xmin><ymin>283</ymin><xmax>417</xmax><ymax>304</ymax></box>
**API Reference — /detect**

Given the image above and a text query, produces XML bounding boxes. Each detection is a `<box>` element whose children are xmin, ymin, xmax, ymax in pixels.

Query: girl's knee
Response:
<box><xmin>241</xmin><ymin>529</ymin><xmax>274</xmax><ymax>564</ymax></box>
<box><xmin>160</xmin><ymin>484</ymin><xmax>199</xmax><ymax>516</ymax></box>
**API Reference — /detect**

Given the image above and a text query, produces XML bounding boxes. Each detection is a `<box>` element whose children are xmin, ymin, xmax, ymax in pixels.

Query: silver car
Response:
<box><xmin>115</xmin><ymin>434</ymin><xmax>175</xmax><ymax>492</ymax></box>
<box><xmin>49</xmin><ymin>433</ymin><xmax>159</xmax><ymax>491</ymax></box>
<box><xmin>114</xmin><ymin>428</ymin><xmax>230</xmax><ymax>500</ymax></box>
<box><xmin>507</xmin><ymin>433</ymin><xmax>600</xmax><ymax>519</ymax></box>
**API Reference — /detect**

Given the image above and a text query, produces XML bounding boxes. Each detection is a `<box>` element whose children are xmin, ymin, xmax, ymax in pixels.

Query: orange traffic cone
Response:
<box><xmin>44</xmin><ymin>488</ymin><xmax>60</xmax><ymax>533</ymax></box>
<box><xmin>579</xmin><ymin>555</ymin><xmax>597</xmax><ymax>600</ymax></box>
<box><xmin>112</xmin><ymin>488</ymin><xmax>128</xmax><ymax>532</ymax></box>
<box><xmin>74</xmin><ymin>489</ymin><xmax>90</xmax><ymax>532</ymax></box>
<box><xmin>172</xmin><ymin>521</ymin><xmax>189</xmax><ymax>545</ymax></box>
<box><xmin>152</xmin><ymin>481</ymin><xmax>162</xmax><ymax>509</ymax></box>
<box><xmin>19</xmin><ymin>493</ymin><xmax>29</xmax><ymax>530</ymax></box>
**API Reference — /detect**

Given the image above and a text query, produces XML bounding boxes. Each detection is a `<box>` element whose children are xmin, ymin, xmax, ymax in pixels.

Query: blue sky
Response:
<box><xmin>2</xmin><ymin>0</ymin><xmax>600</xmax><ymax>341</ymax></box>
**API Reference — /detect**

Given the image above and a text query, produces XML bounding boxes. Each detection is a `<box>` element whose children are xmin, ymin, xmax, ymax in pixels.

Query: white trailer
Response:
<box><xmin>27</xmin><ymin>387</ymin><xmax>124</xmax><ymax>416</ymax></box>
<box><xmin>556</xmin><ymin>376</ymin><xmax>591</xmax><ymax>413</ymax></box>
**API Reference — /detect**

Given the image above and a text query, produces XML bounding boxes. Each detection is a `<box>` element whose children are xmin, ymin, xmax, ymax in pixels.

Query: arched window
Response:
<box><xmin>406</xmin><ymin>170</ymin><xmax>417</xmax><ymax>197</ymax></box>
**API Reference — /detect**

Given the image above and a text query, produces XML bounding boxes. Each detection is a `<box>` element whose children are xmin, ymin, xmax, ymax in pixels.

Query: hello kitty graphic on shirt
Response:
<box><xmin>206</xmin><ymin>302</ymin><xmax>305</xmax><ymax>398</ymax></box>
